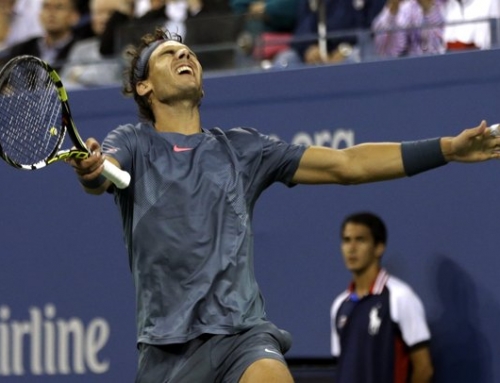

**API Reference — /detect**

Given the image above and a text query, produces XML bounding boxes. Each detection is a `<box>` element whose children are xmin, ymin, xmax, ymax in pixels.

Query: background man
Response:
<box><xmin>331</xmin><ymin>212</ymin><xmax>433</xmax><ymax>383</ymax></box>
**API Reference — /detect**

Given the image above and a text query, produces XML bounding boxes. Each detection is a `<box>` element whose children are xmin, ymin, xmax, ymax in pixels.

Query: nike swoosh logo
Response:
<box><xmin>264</xmin><ymin>348</ymin><xmax>281</xmax><ymax>356</ymax></box>
<box><xmin>173</xmin><ymin>145</ymin><xmax>193</xmax><ymax>152</ymax></box>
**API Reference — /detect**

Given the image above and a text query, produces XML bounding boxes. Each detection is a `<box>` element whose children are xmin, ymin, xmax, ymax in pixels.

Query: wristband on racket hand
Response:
<box><xmin>401</xmin><ymin>138</ymin><xmax>448</xmax><ymax>176</ymax></box>
<box><xmin>79</xmin><ymin>174</ymin><xmax>107</xmax><ymax>189</ymax></box>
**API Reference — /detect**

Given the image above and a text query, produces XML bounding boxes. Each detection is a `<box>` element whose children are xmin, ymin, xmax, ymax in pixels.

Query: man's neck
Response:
<box><xmin>153</xmin><ymin>102</ymin><xmax>202</xmax><ymax>134</ymax></box>
<box><xmin>352</xmin><ymin>265</ymin><xmax>381</xmax><ymax>297</ymax></box>
<box><xmin>43</xmin><ymin>31</ymin><xmax>72</xmax><ymax>47</ymax></box>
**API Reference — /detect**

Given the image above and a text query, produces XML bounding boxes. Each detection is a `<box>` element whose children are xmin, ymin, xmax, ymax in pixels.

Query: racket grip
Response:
<box><xmin>490</xmin><ymin>123</ymin><xmax>500</xmax><ymax>137</ymax></box>
<box><xmin>102</xmin><ymin>160</ymin><xmax>131</xmax><ymax>189</ymax></box>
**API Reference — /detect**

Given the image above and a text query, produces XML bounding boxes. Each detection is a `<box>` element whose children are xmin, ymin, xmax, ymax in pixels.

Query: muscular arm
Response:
<box><xmin>292</xmin><ymin>143</ymin><xmax>406</xmax><ymax>184</ymax></box>
<box><xmin>292</xmin><ymin>121</ymin><xmax>500</xmax><ymax>184</ymax></box>
<box><xmin>409</xmin><ymin>346</ymin><xmax>433</xmax><ymax>383</ymax></box>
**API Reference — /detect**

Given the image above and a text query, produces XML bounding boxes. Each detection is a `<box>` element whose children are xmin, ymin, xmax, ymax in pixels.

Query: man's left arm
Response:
<box><xmin>409</xmin><ymin>346</ymin><xmax>433</xmax><ymax>383</ymax></box>
<box><xmin>395</xmin><ymin>284</ymin><xmax>434</xmax><ymax>383</ymax></box>
<box><xmin>292</xmin><ymin>121</ymin><xmax>500</xmax><ymax>185</ymax></box>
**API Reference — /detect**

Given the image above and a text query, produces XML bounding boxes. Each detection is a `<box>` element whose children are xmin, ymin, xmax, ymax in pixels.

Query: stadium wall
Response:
<box><xmin>1</xmin><ymin>48</ymin><xmax>500</xmax><ymax>382</ymax></box>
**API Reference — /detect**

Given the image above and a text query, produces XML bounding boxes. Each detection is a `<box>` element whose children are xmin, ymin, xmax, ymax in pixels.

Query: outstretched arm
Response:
<box><xmin>293</xmin><ymin>142</ymin><xmax>405</xmax><ymax>184</ymax></box>
<box><xmin>293</xmin><ymin>121</ymin><xmax>500</xmax><ymax>184</ymax></box>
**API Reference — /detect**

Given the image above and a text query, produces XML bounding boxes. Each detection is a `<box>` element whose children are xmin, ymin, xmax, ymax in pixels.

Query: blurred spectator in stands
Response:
<box><xmin>271</xmin><ymin>0</ymin><xmax>386</xmax><ymax>68</ymax></box>
<box><xmin>371</xmin><ymin>0</ymin><xmax>445</xmax><ymax>58</ymax></box>
<box><xmin>231</xmin><ymin>0</ymin><xmax>298</xmax><ymax>38</ymax></box>
<box><xmin>99</xmin><ymin>0</ymin><xmax>189</xmax><ymax>56</ymax></box>
<box><xmin>230</xmin><ymin>0</ymin><xmax>298</xmax><ymax>64</ymax></box>
<box><xmin>0</xmin><ymin>0</ymin><xmax>43</xmax><ymax>52</ymax></box>
<box><xmin>135</xmin><ymin>0</ymin><xmax>165</xmax><ymax>16</ymax></box>
<box><xmin>99</xmin><ymin>0</ymin><xmax>232</xmax><ymax>57</ymax></box>
<box><xmin>444</xmin><ymin>0</ymin><xmax>499</xmax><ymax>52</ymax></box>
<box><xmin>0</xmin><ymin>0</ymin><xmax>81</xmax><ymax>71</ymax></box>
<box><xmin>73</xmin><ymin>0</ymin><xmax>95</xmax><ymax>41</ymax></box>
<box><xmin>98</xmin><ymin>0</ymin><xmax>237</xmax><ymax>71</ymax></box>
<box><xmin>61</xmin><ymin>0</ymin><xmax>133</xmax><ymax>88</ymax></box>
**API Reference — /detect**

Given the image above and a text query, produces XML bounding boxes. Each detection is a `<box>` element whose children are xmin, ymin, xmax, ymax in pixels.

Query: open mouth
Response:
<box><xmin>176</xmin><ymin>65</ymin><xmax>193</xmax><ymax>75</ymax></box>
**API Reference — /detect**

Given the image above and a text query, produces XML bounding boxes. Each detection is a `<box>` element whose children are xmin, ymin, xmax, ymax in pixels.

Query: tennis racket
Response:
<box><xmin>0</xmin><ymin>55</ymin><xmax>130</xmax><ymax>189</ymax></box>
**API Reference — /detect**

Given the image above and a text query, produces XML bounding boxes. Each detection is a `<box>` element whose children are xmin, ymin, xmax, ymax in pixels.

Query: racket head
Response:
<box><xmin>0</xmin><ymin>55</ymin><xmax>87</xmax><ymax>170</ymax></box>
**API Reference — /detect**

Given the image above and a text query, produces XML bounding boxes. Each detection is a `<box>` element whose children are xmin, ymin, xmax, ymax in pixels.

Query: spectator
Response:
<box><xmin>61</xmin><ymin>0</ymin><xmax>134</xmax><ymax>88</ymax></box>
<box><xmin>98</xmin><ymin>1</ymin><xmax>165</xmax><ymax>57</ymax></box>
<box><xmin>72</xmin><ymin>0</ymin><xmax>96</xmax><ymax>41</ymax></box>
<box><xmin>372</xmin><ymin>0</ymin><xmax>445</xmax><ymax>58</ymax></box>
<box><xmin>230</xmin><ymin>0</ymin><xmax>299</xmax><ymax>63</ymax></box>
<box><xmin>444</xmin><ymin>0</ymin><xmax>499</xmax><ymax>51</ymax></box>
<box><xmin>135</xmin><ymin>0</ymin><xmax>166</xmax><ymax>16</ymax></box>
<box><xmin>0</xmin><ymin>0</ymin><xmax>81</xmax><ymax>72</ymax></box>
<box><xmin>273</xmin><ymin>0</ymin><xmax>386</xmax><ymax>68</ymax></box>
<box><xmin>100</xmin><ymin>0</ymin><xmax>232</xmax><ymax>56</ymax></box>
<box><xmin>230</xmin><ymin>0</ymin><xmax>298</xmax><ymax>32</ymax></box>
<box><xmin>331</xmin><ymin>212</ymin><xmax>434</xmax><ymax>383</ymax></box>
<box><xmin>99</xmin><ymin>0</ymin><xmax>236</xmax><ymax>71</ymax></box>
<box><xmin>0</xmin><ymin>0</ymin><xmax>43</xmax><ymax>52</ymax></box>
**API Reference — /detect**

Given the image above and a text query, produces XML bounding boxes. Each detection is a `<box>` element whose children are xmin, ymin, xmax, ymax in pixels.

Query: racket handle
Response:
<box><xmin>490</xmin><ymin>123</ymin><xmax>500</xmax><ymax>137</ymax></box>
<box><xmin>102</xmin><ymin>160</ymin><xmax>131</xmax><ymax>189</ymax></box>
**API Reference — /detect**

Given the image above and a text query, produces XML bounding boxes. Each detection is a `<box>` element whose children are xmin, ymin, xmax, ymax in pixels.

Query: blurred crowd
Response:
<box><xmin>0</xmin><ymin>0</ymin><xmax>498</xmax><ymax>88</ymax></box>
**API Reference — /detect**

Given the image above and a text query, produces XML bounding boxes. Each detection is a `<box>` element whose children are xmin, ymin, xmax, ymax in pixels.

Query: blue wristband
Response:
<box><xmin>401</xmin><ymin>138</ymin><xmax>448</xmax><ymax>176</ymax></box>
<box><xmin>79</xmin><ymin>175</ymin><xmax>106</xmax><ymax>189</ymax></box>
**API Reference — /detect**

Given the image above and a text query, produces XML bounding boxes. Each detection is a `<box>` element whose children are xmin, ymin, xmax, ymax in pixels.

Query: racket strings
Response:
<box><xmin>0</xmin><ymin>60</ymin><xmax>63</xmax><ymax>166</ymax></box>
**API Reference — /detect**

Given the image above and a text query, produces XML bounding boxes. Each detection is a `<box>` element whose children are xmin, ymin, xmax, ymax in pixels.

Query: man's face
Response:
<box><xmin>40</xmin><ymin>0</ymin><xmax>79</xmax><ymax>35</ymax></box>
<box><xmin>341</xmin><ymin>222</ymin><xmax>384</xmax><ymax>274</ymax></box>
<box><xmin>145</xmin><ymin>41</ymin><xmax>204</xmax><ymax>104</ymax></box>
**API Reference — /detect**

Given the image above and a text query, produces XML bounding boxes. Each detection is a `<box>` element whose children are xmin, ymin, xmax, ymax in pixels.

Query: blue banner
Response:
<box><xmin>1</xmin><ymin>48</ymin><xmax>500</xmax><ymax>382</ymax></box>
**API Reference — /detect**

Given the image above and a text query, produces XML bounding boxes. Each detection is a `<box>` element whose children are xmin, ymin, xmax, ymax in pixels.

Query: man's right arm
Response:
<box><xmin>67</xmin><ymin>138</ymin><xmax>115</xmax><ymax>195</ymax></box>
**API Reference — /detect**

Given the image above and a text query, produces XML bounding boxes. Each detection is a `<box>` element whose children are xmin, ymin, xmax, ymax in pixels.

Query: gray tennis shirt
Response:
<box><xmin>102</xmin><ymin>123</ymin><xmax>306</xmax><ymax>345</ymax></box>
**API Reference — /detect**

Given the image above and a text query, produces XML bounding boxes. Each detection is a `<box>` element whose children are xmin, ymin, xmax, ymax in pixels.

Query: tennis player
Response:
<box><xmin>67</xmin><ymin>28</ymin><xmax>500</xmax><ymax>383</ymax></box>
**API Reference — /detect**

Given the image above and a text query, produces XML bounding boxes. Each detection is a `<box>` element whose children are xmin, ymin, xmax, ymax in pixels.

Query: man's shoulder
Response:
<box><xmin>208</xmin><ymin>126</ymin><xmax>264</xmax><ymax>146</ymax></box>
<box><xmin>209</xmin><ymin>126</ymin><xmax>260</xmax><ymax>137</ymax></box>
<box><xmin>106</xmin><ymin>122</ymin><xmax>145</xmax><ymax>140</ymax></box>
<box><xmin>68</xmin><ymin>37</ymin><xmax>100</xmax><ymax>59</ymax></box>
<box><xmin>331</xmin><ymin>290</ymin><xmax>350</xmax><ymax>313</ymax></box>
<box><xmin>7</xmin><ymin>37</ymin><xmax>39</xmax><ymax>55</ymax></box>
<box><xmin>111</xmin><ymin>122</ymin><xmax>141</xmax><ymax>132</ymax></box>
<box><xmin>386</xmin><ymin>274</ymin><xmax>421</xmax><ymax>299</ymax></box>
<box><xmin>0</xmin><ymin>38</ymin><xmax>39</xmax><ymax>68</ymax></box>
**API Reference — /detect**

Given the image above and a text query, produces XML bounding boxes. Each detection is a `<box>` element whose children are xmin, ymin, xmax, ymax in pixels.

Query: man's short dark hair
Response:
<box><xmin>341</xmin><ymin>212</ymin><xmax>387</xmax><ymax>245</ymax></box>
<box><xmin>122</xmin><ymin>28</ymin><xmax>182</xmax><ymax>123</ymax></box>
